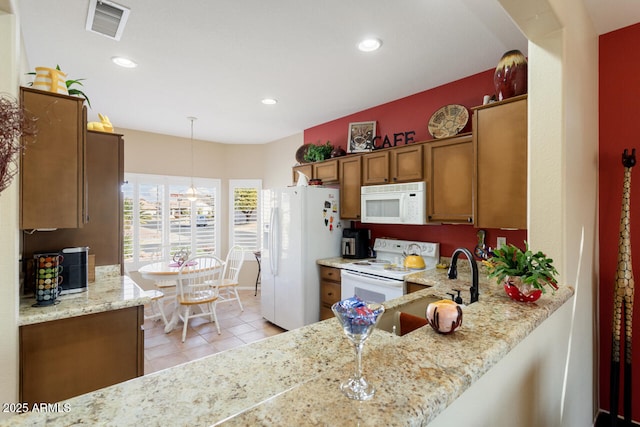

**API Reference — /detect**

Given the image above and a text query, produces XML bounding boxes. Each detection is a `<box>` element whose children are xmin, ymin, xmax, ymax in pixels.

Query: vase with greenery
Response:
<box><xmin>482</xmin><ymin>242</ymin><xmax>558</xmax><ymax>302</ymax></box>
<box><xmin>303</xmin><ymin>141</ymin><xmax>333</xmax><ymax>162</ymax></box>
<box><xmin>27</xmin><ymin>65</ymin><xmax>91</xmax><ymax>107</ymax></box>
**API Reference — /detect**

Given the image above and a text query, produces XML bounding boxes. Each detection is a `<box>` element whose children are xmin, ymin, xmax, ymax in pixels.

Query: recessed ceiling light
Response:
<box><xmin>111</xmin><ymin>56</ymin><xmax>137</xmax><ymax>68</ymax></box>
<box><xmin>261</xmin><ymin>98</ymin><xmax>278</xmax><ymax>105</ymax></box>
<box><xmin>358</xmin><ymin>38</ymin><xmax>382</xmax><ymax>52</ymax></box>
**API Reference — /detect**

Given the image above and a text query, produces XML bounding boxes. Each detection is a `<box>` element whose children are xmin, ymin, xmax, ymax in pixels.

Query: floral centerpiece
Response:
<box><xmin>482</xmin><ymin>242</ymin><xmax>558</xmax><ymax>302</ymax></box>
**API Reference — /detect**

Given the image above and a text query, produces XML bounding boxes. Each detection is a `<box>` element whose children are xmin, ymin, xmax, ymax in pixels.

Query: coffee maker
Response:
<box><xmin>341</xmin><ymin>228</ymin><xmax>369</xmax><ymax>259</ymax></box>
<box><xmin>59</xmin><ymin>246</ymin><xmax>89</xmax><ymax>295</ymax></box>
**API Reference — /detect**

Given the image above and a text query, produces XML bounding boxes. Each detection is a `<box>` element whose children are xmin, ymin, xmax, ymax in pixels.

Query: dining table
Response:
<box><xmin>138</xmin><ymin>260</ymin><xmax>224</xmax><ymax>333</ymax></box>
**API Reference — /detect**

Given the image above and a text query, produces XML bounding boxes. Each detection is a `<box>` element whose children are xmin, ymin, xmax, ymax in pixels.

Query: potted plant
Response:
<box><xmin>482</xmin><ymin>242</ymin><xmax>558</xmax><ymax>302</ymax></box>
<box><xmin>303</xmin><ymin>141</ymin><xmax>333</xmax><ymax>162</ymax></box>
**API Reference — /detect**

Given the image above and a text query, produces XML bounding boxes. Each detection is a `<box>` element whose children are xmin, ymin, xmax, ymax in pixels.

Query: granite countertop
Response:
<box><xmin>4</xmin><ymin>259</ymin><xmax>573</xmax><ymax>426</ymax></box>
<box><xmin>18</xmin><ymin>267</ymin><xmax>150</xmax><ymax>326</ymax></box>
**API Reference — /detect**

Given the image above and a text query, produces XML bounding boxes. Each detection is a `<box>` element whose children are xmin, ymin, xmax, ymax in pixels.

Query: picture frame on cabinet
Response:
<box><xmin>347</xmin><ymin>121</ymin><xmax>376</xmax><ymax>153</ymax></box>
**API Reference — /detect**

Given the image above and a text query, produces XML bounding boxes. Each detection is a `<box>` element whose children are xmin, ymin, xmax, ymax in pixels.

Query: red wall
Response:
<box><xmin>599</xmin><ymin>22</ymin><xmax>640</xmax><ymax>417</ymax></box>
<box><xmin>304</xmin><ymin>69</ymin><xmax>526</xmax><ymax>257</ymax></box>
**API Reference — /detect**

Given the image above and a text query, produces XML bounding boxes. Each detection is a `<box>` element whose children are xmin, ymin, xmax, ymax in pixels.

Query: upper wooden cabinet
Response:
<box><xmin>473</xmin><ymin>95</ymin><xmax>527</xmax><ymax>229</ymax></box>
<box><xmin>22</xmin><ymin>131</ymin><xmax>125</xmax><ymax>269</ymax></box>
<box><xmin>362</xmin><ymin>151</ymin><xmax>389</xmax><ymax>185</ymax></box>
<box><xmin>424</xmin><ymin>134</ymin><xmax>474</xmax><ymax>223</ymax></box>
<box><xmin>313</xmin><ymin>159</ymin><xmax>339</xmax><ymax>183</ymax></box>
<box><xmin>292</xmin><ymin>159</ymin><xmax>339</xmax><ymax>184</ymax></box>
<box><xmin>362</xmin><ymin>145</ymin><xmax>423</xmax><ymax>185</ymax></box>
<box><xmin>339</xmin><ymin>156</ymin><xmax>362</xmax><ymax>219</ymax></box>
<box><xmin>390</xmin><ymin>144</ymin><xmax>423</xmax><ymax>183</ymax></box>
<box><xmin>20</xmin><ymin>87</ymin><xmax>87</xmax><ymax>230</ymax></box>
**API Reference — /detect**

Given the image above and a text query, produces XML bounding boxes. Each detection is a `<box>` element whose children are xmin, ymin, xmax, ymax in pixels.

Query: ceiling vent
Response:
<box><xmin>85</xmin><ymin>0</ymin><xmax>130</xmax><ymax>41</ymax></box>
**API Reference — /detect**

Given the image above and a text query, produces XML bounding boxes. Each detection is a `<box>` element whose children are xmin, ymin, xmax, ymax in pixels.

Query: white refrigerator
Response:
<box><xmin>261</xmin><ymin>186</ymin><xmax>344</xmax><ymax>330</ymax></box>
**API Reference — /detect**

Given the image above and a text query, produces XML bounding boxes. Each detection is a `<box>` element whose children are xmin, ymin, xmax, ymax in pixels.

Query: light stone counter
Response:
<box><xmin>18</xmin><ymin>267</ymin><xmax>150</xmax><ymax>326</ymax></box>
<box><xmin>3</xmin><ymin>259</ymin><xmax>573</xmax><ymax>426</ymax></box>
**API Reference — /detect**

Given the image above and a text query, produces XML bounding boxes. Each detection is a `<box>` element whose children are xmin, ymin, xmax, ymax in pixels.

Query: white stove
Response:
<box><xmin>341</xmin><ymin>238</ymin><xmax>440</xmax><ymax>303</ymax></box>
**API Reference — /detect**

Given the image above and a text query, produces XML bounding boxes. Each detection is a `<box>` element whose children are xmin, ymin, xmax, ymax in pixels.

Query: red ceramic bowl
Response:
<box><xmin>503</xmin><ymin>283</ymin><xmax>542</xmax><ymax>303</ymax></box>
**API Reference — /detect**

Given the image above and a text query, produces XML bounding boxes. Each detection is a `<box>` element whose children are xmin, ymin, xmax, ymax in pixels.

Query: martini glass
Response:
<box><xmin>332</xmin><ymin>299</ymin><xmax>385</xmax><ymax>400</ymax></box>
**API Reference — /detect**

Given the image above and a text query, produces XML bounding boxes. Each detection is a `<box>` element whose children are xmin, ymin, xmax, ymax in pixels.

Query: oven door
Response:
<box><xmin>341</xmin><ymin>270</ymin><xmax>404</xmax><ymax>304</ymax></box>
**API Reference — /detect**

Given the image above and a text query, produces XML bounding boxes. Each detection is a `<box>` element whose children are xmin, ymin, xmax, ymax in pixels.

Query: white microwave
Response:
<box><xmin>360</xmin><ymin>181</ymin><xmax>427</xmax><ymax>224</ymax></box>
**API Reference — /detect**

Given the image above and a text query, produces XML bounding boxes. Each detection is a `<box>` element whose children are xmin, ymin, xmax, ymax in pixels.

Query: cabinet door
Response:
<box><xmin>339</xmin><ymin>156</ymin><xmax>362</xmax><ymax>219</ymax></box>
<box><xmin>313</xmin><ymin>159</ymin><xmax>339</xmax><ymax>183</ymax></box>
<box><xmin>425</xmin><ymin>135</ymin><xmax>474</xmax><ymax>223</ymax></box>
<box><xmin>21</xmin><ymin>131</ymin><xmax>125</xmax><ymax>290</ymax></box>
<box><xmin>292</xmin><ymin>164</ymin><xmax>313</xmax><ymax>184</ymax></box>
<box><xmin>362</xmin><ymin>151</ymin><xmax>389</xmax><ymax>185</ymax></box>
<box><xmin>390</xmin><ymin>144</ymin><xmax>423</xmax><ymax>182</ymax></box>
<box><xmin>20</xmin><ymin>87</ymin><xmax>87</xmax><ymax>229</ymax></box>
<box><xmin>473</xmin><ymin>96</ymin><xmax>527</xmax><ymax>229</ymax></box>
<box><xmin>20</xmin><ymin>306</ymin><xmax>143</xmax><ymax>405</ymax></box>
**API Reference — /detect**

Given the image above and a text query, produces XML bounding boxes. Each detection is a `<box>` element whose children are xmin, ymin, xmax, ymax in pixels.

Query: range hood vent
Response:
<box><xmin>85</xmin><ymin>0</ymin><xmax>130</xmax><ymax>41</ymax></box>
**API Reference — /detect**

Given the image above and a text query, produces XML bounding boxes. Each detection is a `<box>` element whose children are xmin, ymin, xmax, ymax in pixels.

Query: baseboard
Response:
<box><xmin>595</xmin><ymin>411</ymin><xmax>640</xmax><ymax>427</ymax></box>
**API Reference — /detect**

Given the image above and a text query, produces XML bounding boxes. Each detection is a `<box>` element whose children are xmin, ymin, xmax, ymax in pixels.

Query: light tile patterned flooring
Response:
<box><xmin>143</xmin><ymin>289</ymin><xmax>285</xmax><ymax>374</ymax></box>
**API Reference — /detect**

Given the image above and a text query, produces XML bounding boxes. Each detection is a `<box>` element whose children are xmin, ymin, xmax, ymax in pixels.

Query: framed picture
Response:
<box><xmin>347</xmin><ymin>121</ymin><xmax>376</xmax><ymax>153</ymax></box>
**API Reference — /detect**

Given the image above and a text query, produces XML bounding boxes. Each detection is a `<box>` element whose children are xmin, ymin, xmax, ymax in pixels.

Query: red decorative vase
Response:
<box><xmin>503</xmin><ymin>276</ymin><xmax>542</xmax><ymax>303</ymax></box>
<box><xmin>493</xmin><ymin>50</ymin><xmax>528</xmax><ymax>101</ymax></box>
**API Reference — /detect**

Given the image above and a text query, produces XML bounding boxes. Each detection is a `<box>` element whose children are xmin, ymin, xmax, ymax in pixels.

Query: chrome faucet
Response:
<box><xmin>447</xmin><ymin>247</ymin><xmax>479</xmax><ymax>304</ymax></box>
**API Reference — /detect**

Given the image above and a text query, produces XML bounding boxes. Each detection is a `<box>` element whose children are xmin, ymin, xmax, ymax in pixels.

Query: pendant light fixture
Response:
<box><xmin>185</xmin><ymin>116</ymin><xmax>198</xmax><ymax>201</ymax></box>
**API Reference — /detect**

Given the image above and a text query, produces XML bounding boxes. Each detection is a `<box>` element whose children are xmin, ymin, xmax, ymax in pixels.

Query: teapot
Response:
<box><xmin>403</xmin><ymin>243</ymin><xmax>426</xmax><ymax>269</ymax></box>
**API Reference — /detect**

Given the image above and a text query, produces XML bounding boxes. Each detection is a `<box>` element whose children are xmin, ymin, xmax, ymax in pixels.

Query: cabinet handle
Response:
<box><xmin>328</xmin><ymin>292</ymin><xmax>333</xmax><ymax>296</ymax></box>
<box><xmin>467</xmin><ymin>217</ymin><xmax>473</xmax><ymax>223</ymax></box>
<box><xmin>393</xmin><ymin>177</ymin><xmax>397</xmax><ymax>181</ymax></box>
<box><xmin>384</xmin><ymin>178</ymin><xmax>388</xmax><ymax>182</ymax></box>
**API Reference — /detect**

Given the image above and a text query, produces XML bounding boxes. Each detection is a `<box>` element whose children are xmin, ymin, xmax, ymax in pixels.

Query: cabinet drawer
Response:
<box><xmin>320</xmin><ymin>281</ymin><xmax>341</xmax><ymax>305</ymax></box>
<box><xmin>320</xmin><ymin>266</ymin><xmax>341</xmax><ymax>282</ymax></box>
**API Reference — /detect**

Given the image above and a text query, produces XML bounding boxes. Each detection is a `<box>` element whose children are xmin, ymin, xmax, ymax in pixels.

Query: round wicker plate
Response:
<box><xmin>428</xmin><ymin>104</ymin><xmax>469</xmax><ymax>139</ymax></box>
<box><xmin>295</xmin><ymin>144</ymin><xmax>310</xmax><ymax>163</ymax></box>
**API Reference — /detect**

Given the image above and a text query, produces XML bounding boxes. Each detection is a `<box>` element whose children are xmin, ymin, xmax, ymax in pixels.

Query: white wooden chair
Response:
<box><xmin>215</xmin><ymin>245</ymin><xmax>245</xmax><ymax>311</ymax></box>
<box><xmin>176</xmin><ymin>255</ymin><xmax>224</xmax><ymax>342</ymax></box>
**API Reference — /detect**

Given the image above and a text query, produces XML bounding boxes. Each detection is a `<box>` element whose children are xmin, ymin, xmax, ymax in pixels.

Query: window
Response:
<box><xmin>123</xmin><ymin>173</ymin><xmax>221</xmax><ymax>271</ymax></box>
<box><xmin>229</xmin><ymin>179</ymin><xmax>261</xmax><ymax>258</ymax></box>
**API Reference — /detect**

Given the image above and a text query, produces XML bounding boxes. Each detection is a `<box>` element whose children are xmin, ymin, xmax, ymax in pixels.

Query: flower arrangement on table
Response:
<box><xmin>482</xmin><ymin>242</ymin><xmax>558</xmax><ymax>303</ymax></box>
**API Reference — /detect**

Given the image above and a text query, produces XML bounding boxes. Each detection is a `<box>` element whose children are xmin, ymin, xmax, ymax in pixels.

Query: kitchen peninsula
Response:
<box><xmin>17</xmin><ymin>269</ymin><xmax>149</xmax><ymax>407</ymax></box>
<box><xmin>4</xmin><ymin>264</ymin><xmax>573</xmax><ymax>426</ymax></box>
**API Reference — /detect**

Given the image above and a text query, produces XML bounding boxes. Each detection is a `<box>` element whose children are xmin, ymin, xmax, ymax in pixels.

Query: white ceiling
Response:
<box><xmin>14</xmin><ymin>1</ymin><xmax>640</xmax><ymax>145</ymax></box>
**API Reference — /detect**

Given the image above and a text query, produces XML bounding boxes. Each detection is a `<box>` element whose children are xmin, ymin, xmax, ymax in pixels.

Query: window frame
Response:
<box><xmin>123</xmin><ymin>173</ymin><xmax>221</xmax><ymax>271</ymax></box>
<box><xmin>228</xmin><ymin>179</ymin><xmax>262</xmax><ymax>260</ymax></box>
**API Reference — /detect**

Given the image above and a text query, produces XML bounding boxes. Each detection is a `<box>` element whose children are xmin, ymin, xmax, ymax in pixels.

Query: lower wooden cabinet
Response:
<box><xmin>406</xmin><ymin>282</ymin><xmax>430</xmax><ymax>294</ymax></box>
<box><xmin>319</xmin><ymin>266</ymin><xmax>341</xmax><ymax>320</ymax></box>
<box><xmin>20</xmin><ymin>306</ymin><xmax>144</xmax><ymax>405</ymax></box>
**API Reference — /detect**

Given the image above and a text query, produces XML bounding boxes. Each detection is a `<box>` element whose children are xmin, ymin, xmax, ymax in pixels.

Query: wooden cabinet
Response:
<box><xmin>362</xmin><ymin>151</ymin><xmax>390</xmax><ymax>185</ymax></box>
<box><xmin>21</xmin><ymin>131</ymin><xmax>125</xmax><ymax>290</ymax></box>
<box><xmin>339</xmin><ymin>156</ymin><xmax>362</xmax><ymax>219</ymax></box>
<box><xmin>424</xmin><ymin>134</ymin><xmax>474</xmax><ymax>223</ymax></box>
<box><xmin>319</xmin><ymin>266</ymin><xmax>341</xmax><ymax>320</ymax></box>
<box><xmin>292</xmin><ymin>160</ymin><xmax>339</xmax><ymax>184</ymax></box>
<box><xmin>473</xmin><ymin>95</ymin><xmax>527</xmax><ymax>229</ymax></box>
<box><xmin>313</xmin><ymin>159</ymin><xmax>339</xmax><ymax>183</ymax></box>
<box><xmin>20</xmin><ymin>87</ymin><xmax>87</xmax><ymax>230</ymax></box>
<box><xmin>390</xmin><ymin>144</ymin><xmax>423</xmax><ymax>182</ymax></box>
<box><xmin>362</xmin><ymin>145</ymin><xmax>423</xmax><ymax>185</ymax></box>
<box><xmin>292</xmin><ymin>164</ymin><xmax>313</xmax><ymax>184</ymax></box>
<box><xmin>20</xmin><ymin>306</ymin><xmax>144</xmax><ymax>405</ymax></box>
<box><xmin>406</xmin><ymin>282</ymin><xmax>430</xmax><ymax>294</ymax></box>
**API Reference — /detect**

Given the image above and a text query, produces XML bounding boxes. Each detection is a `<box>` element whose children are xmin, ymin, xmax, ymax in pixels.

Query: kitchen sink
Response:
<box><xmin>377</xmin><ymin>294</ymin><xmax>441</xmax><ymax>335</ymax></box>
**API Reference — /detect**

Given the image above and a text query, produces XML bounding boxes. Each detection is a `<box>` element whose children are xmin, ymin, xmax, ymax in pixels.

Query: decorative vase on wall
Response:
<box><xmin>493</xmin><ymin>50</ymin><xmax>528</xmax><ymax>101</ymax></box>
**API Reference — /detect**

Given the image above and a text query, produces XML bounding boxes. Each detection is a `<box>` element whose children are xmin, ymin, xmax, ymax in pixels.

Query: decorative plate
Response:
<box><xmin>295</xmin><ymin>144</ymin><xmax>310</xmax><ymax>164</ymax></box>
<box><xmin>428</xmin><ymin>104</ymin><xmax>469</xmax><ymax>139</ymax></box>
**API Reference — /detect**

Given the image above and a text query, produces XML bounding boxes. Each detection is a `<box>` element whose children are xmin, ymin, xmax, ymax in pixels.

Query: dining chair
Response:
<box><xmin>215</xmin><ymin>245</ymin><xmax>245</xmax><ymax>311</ymax></box>
<box><xmin>125</xmin><ymin>264</ymin><xmax>169</xmax><ymax>327</ymax></box>
<box><xmin>176</xmin><ymin>255</ymin><xmax>224</xmax><ymax>342</ymax></box>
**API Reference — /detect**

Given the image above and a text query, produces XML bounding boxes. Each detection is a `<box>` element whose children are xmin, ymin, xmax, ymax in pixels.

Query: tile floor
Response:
<box><xmin>142</xmin><ymin>289</ymin><xmax>285</xmax><ymax>374</ymax></box>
